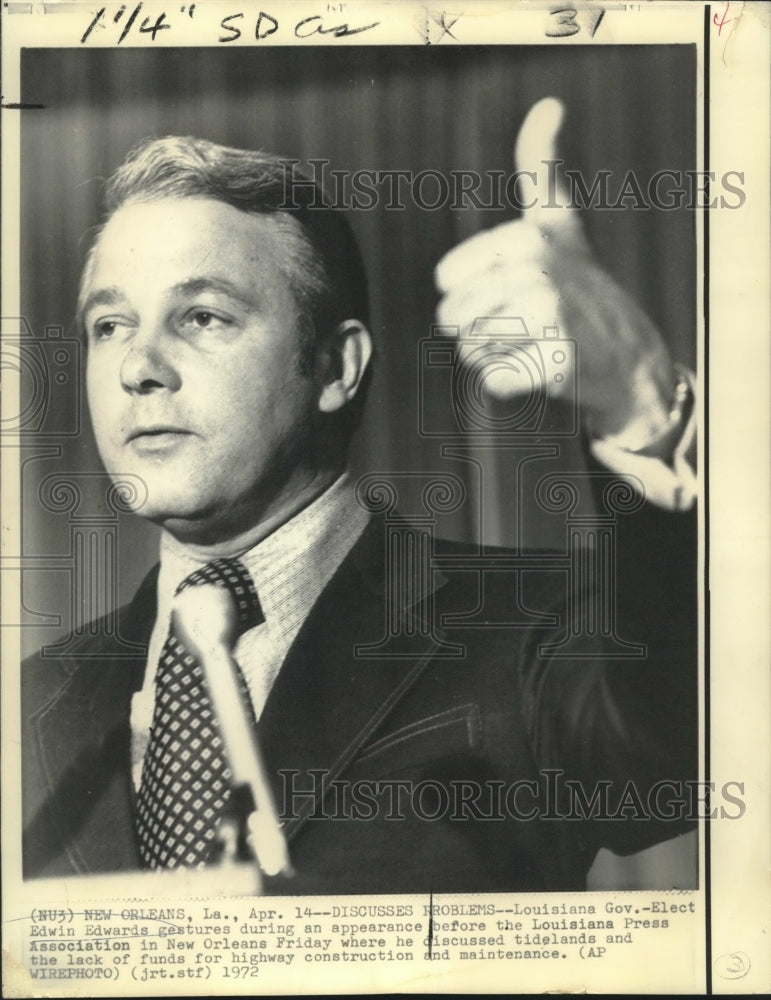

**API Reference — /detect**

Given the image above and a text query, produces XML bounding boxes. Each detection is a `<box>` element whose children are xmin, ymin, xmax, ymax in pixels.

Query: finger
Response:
<box><xmin>513</xmin><ymin>96</ymin><xmax>580</xmax><ymax>234</ymax></box>
<box><xmin>514</xmin><ymin>96</ymin><xmax>564</xmax><ymax>176</ymax></box>
<box><xmin>435</xmin><ymin>218</ymin><xmax>546</xmax><ymax>294</ymax></box>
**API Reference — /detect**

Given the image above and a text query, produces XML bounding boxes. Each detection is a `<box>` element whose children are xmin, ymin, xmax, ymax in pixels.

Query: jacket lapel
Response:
<box><xmin>259</xmin><ymin>515</ymin><xmax>450</xmax><ymax>840</ymax></box>
<box><xmin>28</xmin><ymin>568</ymin><xmax>158</xmax><ymax>874</ymax></box>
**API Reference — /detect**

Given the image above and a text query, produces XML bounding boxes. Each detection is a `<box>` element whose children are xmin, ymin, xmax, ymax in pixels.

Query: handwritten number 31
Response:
<box><xmin>546</xmin><ymin>6</ymin><xmax>605</xmax><ymax>38</ymax></box>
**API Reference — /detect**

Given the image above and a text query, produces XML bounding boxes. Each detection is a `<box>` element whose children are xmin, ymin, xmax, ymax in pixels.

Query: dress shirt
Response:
<box><xmin>130</xmin><ymin>473</ymin><xmax>370</xmax><ymax>789</ymax></box>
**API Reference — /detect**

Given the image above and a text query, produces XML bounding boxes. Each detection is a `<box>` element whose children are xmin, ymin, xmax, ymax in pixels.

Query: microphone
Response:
<box><xmin>173</xmin><ymin>584</ymin><xmax>293</xmax><ymax>878</ymax></box>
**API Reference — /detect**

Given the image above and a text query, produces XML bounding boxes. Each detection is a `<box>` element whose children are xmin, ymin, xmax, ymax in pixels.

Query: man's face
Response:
<box><xmin>83</xmin><ymin>197</ymin><xmax>325</xmax><ymax>545</ymax></box>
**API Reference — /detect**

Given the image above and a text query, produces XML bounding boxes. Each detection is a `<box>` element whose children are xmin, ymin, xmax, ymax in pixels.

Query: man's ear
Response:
<box><xmin>316</xmin><ymin>320</ymin><xmax>373</xmax><ymax>414</ymax></box>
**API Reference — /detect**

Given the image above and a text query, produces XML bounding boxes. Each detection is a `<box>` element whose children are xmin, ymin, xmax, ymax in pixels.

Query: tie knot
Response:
<box><xmin>176</xmin><ymin>557</ymin><xmax>263</xmax><ymax>637</ymax></box>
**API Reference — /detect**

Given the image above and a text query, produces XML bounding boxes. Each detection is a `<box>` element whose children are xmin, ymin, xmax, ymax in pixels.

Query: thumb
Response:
<box><xmin>514</xmin><ymin>96</ymin><xmax>579</xmax><ymax>234</ymax></box>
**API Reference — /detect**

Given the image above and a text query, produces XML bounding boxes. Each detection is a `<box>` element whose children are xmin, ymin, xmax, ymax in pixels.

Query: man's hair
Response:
<box><xmin>81</xmin><ymin>135</ymin><xmax>372</xmax><ymax>430</ymax></box>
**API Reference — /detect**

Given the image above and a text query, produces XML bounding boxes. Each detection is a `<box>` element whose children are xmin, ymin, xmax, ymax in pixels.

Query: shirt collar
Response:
<box><xmin>156</xmin><ymin>472</ymin><xmax>370</xmax><ymax>629</ymax></box>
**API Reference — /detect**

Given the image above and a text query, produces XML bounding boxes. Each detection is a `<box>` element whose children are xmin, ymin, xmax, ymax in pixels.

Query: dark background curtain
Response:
<box><xmin>19</xmin><ymin>44</ymin><xmax>695</xmax><ymax>656</ymax></box>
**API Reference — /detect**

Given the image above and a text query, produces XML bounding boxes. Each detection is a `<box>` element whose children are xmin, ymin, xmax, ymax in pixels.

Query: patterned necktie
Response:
<box><xmin>135</xmin><ymin>557</ymin><xmax>263</xmax><ymax>869</ymax></box>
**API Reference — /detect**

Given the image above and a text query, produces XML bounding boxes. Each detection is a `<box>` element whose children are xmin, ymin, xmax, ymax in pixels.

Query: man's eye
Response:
<box><xmin>92</xmin><ymin>319</ymin><xmax>118</xmax><ymax>340</ymax></box>
<box><xmin>187</xmin><ymin>310</ymin><xmax>230</xmax><ymax>330</ymax></box>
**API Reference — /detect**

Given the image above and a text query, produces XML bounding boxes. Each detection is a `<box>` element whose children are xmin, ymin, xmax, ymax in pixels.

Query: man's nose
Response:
<box><xmin>119</xmin><ymin>332</ymin><xmax>181</xmax><ymax>394</ymax></box>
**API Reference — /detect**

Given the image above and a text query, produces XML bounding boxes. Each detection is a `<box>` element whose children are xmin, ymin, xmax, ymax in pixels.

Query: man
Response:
<box><xmin>22</xmin><ymin>100</ymin><xmax>697</xmax><ymax>894</ymax></box>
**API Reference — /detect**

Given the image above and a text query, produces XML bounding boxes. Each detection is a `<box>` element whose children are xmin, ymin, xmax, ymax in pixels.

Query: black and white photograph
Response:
<box><xmin>2</xmin><ymin>1</ymin><xmax>768</xmax><ymax>995</ymax></box>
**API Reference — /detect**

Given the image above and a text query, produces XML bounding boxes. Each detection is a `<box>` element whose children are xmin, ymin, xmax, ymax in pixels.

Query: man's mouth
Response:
<box><xmin>126</xmin><ymin>426</ymin><xmax>193</xmax><ymax>451</ymax></box>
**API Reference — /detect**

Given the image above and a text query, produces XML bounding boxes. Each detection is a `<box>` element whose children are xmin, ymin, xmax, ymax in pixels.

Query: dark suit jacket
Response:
<box><xmin>22</xmin><ymin>492</ymin><xmax>697</xmax><ymax>895</ymax></box>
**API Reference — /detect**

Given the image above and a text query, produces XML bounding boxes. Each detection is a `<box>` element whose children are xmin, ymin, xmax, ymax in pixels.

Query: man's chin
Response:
<box><xmin>122</xmin><ymin>492</ymin><xmax>215</xmax><ymax>536</ymax></box>
<box><xmin>143</xmin><ymin>502</ymin><xmax>245</xmax><ymax>548</ymax></box>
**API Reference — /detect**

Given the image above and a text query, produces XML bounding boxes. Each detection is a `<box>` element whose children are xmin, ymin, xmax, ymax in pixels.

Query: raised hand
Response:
<box><xmin>434</xmin><ymin>97</ymin><xmax>677</xmax><ymax>443</ymax></box>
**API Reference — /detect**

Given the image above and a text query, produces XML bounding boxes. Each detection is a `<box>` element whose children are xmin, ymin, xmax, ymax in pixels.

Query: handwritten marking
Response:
<box><xmin>714</xmin><ymin>952</ymin><xmax>751</xmax><ymax>980</ymax></box>
<box><xmin>81</xmin><ymin>1</ymin><xmax>171</xmax><ymax>43</ymax></box>
<box><xmin>294</xmin><ymin>14</ymin><xmax>380</xmax><ymax>38</ymax></box>
<box><xmin>80</xmin><ymin>7</ymin><xmax>105</xmax><ymax>43</ymax></box>
<box><xmin>546</xmin><ymin>5</ymin><xmax>581</xmax><ymax>36</ymax></box>
<box><xmin>117</xmin><ymin>3</ymin><xmax>142</xmax><ymax>44</ymax></box>
<box><xmin>546</xmin><ymin>5</ymin><xmax>605</xmax><ymax>38</ymax></box>
<box><xmin>713</xmin><ymin>1</ymin><xmax>736</xmax><ymax>35</ymax></box>
<box><xmin>1</xmin><ymin>102</ymin><xmax>46</xmax><ymax>109</ymax></box>
<box><xmin>421</xmin><ymin>10</ymin><xmax>462</xmax><ymax>45</ymax></box>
